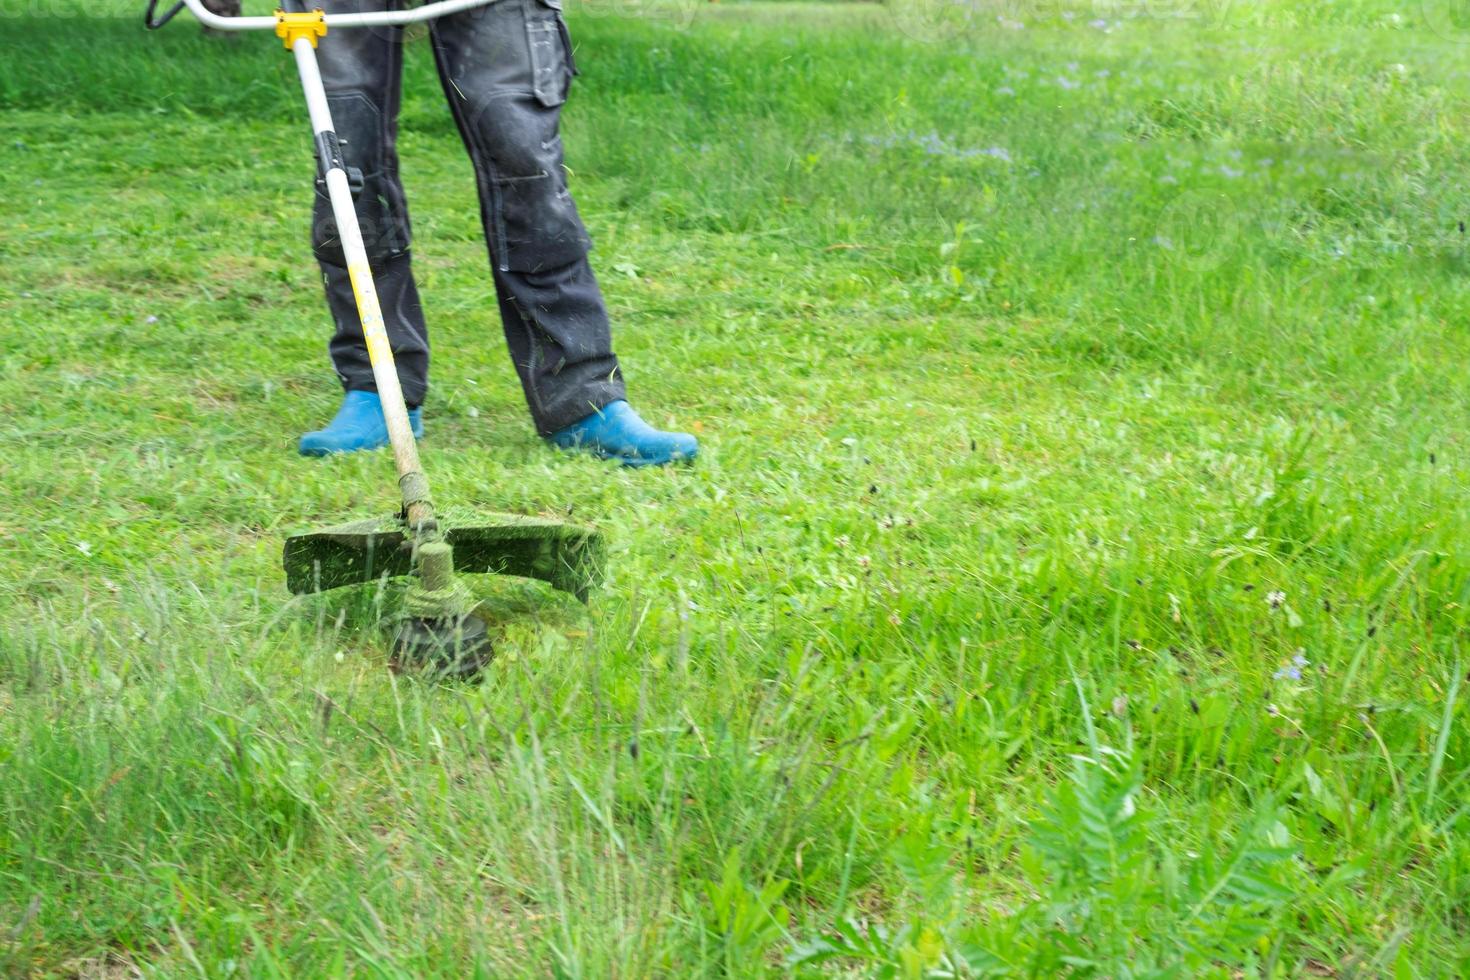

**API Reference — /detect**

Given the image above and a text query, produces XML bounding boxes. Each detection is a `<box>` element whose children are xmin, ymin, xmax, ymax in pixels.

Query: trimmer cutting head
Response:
<box><xmin>283</xmin><ymin>510</ymin><xmax>604</xmax><ymax>602</ymax></box>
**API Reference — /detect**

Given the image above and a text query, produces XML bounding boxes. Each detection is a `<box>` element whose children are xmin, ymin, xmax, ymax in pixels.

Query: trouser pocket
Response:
<box><xmin>526</xmin><ymin>0</ymin><xmax>574</xmax><ymax>108</ymax></box>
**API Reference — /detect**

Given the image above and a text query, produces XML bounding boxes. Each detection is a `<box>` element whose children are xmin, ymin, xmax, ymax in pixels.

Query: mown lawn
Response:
<box><xmin>2</xmin><ymin>0</ymin><xmax>1469</xmax><ymax>974</ymax></box>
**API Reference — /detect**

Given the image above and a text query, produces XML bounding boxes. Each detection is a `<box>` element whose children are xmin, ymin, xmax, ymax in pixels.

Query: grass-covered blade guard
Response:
<box><xmin>283</xmin><ymin>512</ymin><xmax>604</xmax><ymax>602</ymax></box>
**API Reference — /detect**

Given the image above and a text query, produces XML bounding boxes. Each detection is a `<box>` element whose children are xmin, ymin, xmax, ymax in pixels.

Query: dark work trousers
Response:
<box><xmin>305</xmin><ymin>0</ymin><xmax>625</xmax><ymax>434</ymax></box>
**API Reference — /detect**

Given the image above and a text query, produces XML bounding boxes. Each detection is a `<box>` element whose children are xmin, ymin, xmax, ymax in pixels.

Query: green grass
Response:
<box><xmin>3</xmin><ymin>0</ymin><xmax>1470</xmax><ymax>973</ymax></box>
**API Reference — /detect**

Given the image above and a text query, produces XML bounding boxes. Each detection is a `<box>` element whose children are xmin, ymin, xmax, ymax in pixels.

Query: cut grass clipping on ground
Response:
<box><xmin>2</xmin><ymin>0</ymin><xmax>1470</xmax><ymax>974</ymax></box>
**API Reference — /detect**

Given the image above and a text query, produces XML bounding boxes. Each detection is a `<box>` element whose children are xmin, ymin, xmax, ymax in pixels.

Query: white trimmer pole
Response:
<box><xmin>290</xmin><ymin>36</ymin><xmax>437</xmax><ymax>534</ymax></box>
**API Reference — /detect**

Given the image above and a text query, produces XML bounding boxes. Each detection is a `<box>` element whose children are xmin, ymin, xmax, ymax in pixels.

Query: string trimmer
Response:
<box><xmin>146</xmin><ymin>0</ymin><xmax>604</xmax><ymax>674</ymax></box>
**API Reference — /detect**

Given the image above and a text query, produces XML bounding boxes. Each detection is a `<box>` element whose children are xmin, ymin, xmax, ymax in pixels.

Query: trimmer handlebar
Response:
<box><xmin>143</xmin><ymin>0</ymin><xmax>187</xmax><ymax>30</ymax></box>
<box><xmin>146</xmin><ymin>0</ymin><xmax>502</xmax><ymax>34</ymax></box>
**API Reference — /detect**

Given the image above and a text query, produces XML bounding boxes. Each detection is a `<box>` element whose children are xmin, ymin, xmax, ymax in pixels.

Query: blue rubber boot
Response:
<box><xmin>299</xmin><ymin>390</ymin><xmax>423</xmax><ymax>457</ymax></box>
<box><xmin>549</xmin><ymin>400</ymin><xmax>697</xmax><ymax>467</ymax></box>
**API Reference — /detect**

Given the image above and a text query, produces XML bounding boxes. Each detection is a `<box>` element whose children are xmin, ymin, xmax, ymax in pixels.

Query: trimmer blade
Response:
<box><xmin>283</xmin><ymin>511</ymin><xmax>603</xmax><ymax>601</ymax></box>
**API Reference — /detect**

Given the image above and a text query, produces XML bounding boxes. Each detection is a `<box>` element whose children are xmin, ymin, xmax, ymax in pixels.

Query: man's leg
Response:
<box><xmin>299</xmin><ymin>0</ymin><xmax>430</xmax><ymax>455</ymax></box>
<box><xmin>429</xmin><ymin>0</ymin><xmax>695</xmax><ymax>463</ymax></box>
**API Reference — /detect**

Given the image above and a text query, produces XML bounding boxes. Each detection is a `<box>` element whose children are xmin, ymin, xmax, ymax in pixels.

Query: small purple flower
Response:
<box><xmin>1274</xmin><ymin>651</ymin><xmax>1310</xmax><ymax>681</ymax></box>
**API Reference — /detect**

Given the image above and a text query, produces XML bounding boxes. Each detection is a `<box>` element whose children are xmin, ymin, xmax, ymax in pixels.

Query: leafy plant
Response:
<box><xmin>702</xmin><ymin>850</ymin><xmax>791</xmax><ymax>972</ymax></box>
<box><xmin>1016</xmin><ymin>745</ymin><xmax>1298</xmax><ymax>974</ymax></box>
<box><xmin>793</xmin><ymin>736</ymin><xmax>1300</xmax><ymax>977</ymax></box>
